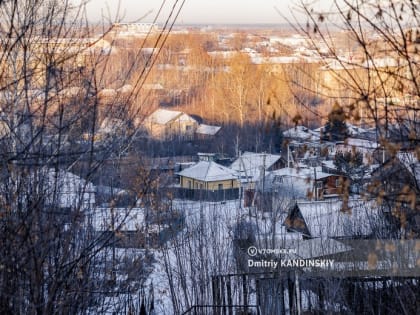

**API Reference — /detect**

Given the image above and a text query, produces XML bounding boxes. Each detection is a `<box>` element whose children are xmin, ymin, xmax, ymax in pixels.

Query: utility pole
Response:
<box><xmin>287</xmin><ymin>144</ymin><xmax>295</xmax><ymax>168</ymax></box>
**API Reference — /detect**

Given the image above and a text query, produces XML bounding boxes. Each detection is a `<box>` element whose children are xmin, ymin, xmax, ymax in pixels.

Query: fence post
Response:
<box><xmin>226</xmin><ymin>276</ymin><xmax>233</xmax><ymax>315</ymax></box>
<box><xmin>220</xmin><ymin>276</ymin><xmax>226</xmax><ymax>315</ymax></box>
<box><xmin>242</xmin><ymin>274</ymin><xmax>248</xmax><ymax>313</ymax></box>
<box><xmin>256</xmin><ymin>278</ymin><xmax>260</xmax><ymax>314</ymax></box>
<box><xmin>212</xmin><ymin>276</ymin><xmax>217</xmax><ymax>314</ymax></box>
<box><xmin>295</xmin><ymin>271</ymin><xmax>301</xmax><ymax>315</ymax></box>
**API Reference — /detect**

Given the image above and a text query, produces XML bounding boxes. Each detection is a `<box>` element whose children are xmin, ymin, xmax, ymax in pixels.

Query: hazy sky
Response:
<box><xmin>83</xmin><ymin>0</ymin><xmax>312</xmax><ymax>24</ymax></box>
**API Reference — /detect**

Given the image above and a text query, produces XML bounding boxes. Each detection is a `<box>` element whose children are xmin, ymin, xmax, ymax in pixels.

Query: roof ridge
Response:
<box><xmin>204</xmin><ymin>161</ymin><xmax>212</xmax><ymax>179</ymax></box>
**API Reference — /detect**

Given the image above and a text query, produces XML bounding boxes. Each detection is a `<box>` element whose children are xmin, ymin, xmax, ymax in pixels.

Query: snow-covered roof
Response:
<box><xmin>195</xmin><ymin>124</ymin><xmax>221</xmax><ymax>136</ymax></box>
<box><xmin>289</xmin><ymin>199</ymin><xmax>378</xmax><ymax>238</ymax></box>
<box><xmin>286</xmin><ymin>238</ymin><xmax>352</xmax><ymax>259</ymax></box>
<box><xmin>346</xmin><ymin>123</ymin><xmax>367</xmax><ymax>136</ymax></box>
<box><xmin>283</xmin><ymin>125</ymin><xmax>320</xmax><ymax>141</ymax></box>
<box><xmin>98</xmin><ymin>117</ymin><xmax>125</xmax><ymax>134</ymax></box>
<box><xmin>262</xmin><ymin>167</ymin><xmax>313</xmax><ymax>190</ymax></box>
<box><xmin>269</xmin><ymin>166</ymin><xmax>313</xmax><ymax>178</ymax></box>
<box><xmin>270</xmin><ymin>34</ymin><xmax>308</xmax><ymax>44</ymax></box>
<box><xmin>336</xmin><ymin>137</ymin><xmax>379</xmax><ymax>150</ymax></box>
<box><xmin>59</xmin><ymin>86</ymin><xmax>82</xmax><ymax>97</ymax></box>
<box><xmin>320</xmin><ymin>58</ymin><xmax>355</xmax><ymax>71</ymax></box>
<box><xmin>322</xmin><ymin>57</ymin><xmax>400</xmax><ymax>71</ymax></box>
<box><xmin>116</xmin><ymin>84</ymin><xmax>133</xmax><ymax>93</ymax></box>
<box><xmin>98</xmin><ymin>88</ymin><xmax>117</xmax><ymax>98</ymax></box>
<box><xmin>91</xmin><ymin>207</ymin><xmax>145</xmax><ymax>231</ymax></box>
<box><xmin>142</xmin><ymin>83</ymin><xmax>164</xmax><ymax>90</ymax></box>
<box><xmin>314</xmin><ymin>123</ymin><xmax>366</xmax><ymax>137</ymax></box>
<box><xmin>140</xmin><ymin>47</ymin><xmax>158</xmax><ymax>54</ymax></box>
<box><xmin>177</xmin><ymin>113</ymin><xmax>197</xmax><ymax>122</ymax></box>
<box><xmin>145</xmin><ymin>108</ymin><xmax>183</xmax><ymax>125</ymax></box>
<box><xmin>230</xmin><ymin>152</ymin><xmax>282</xmax><ymax>182</ymax></box>
<box><xmin>314</xmin><ymin>169</ymin><xmax>335</xmax><ymax>179</ymax></box>
<box><xmin>207</xmin><ymin>51</ymin><xmax>237</xmax><ymax>59</ymax></box>
<box><xmin>251</xmin><ymin>56</ymin><xmax>319</xmax><ymax>64</ymax></box>
<box><xmin>144</xmin><ymin>109</ymin><xmax>198</xmax><ymax>126</ymax></box>
<box><xmin>261</xmin><ymin>166</ymin><xmax>342</xmax><ymax>197</ymax></box>
<box><xmin>361</xmin><ymin>57</ymin><xmax>399</xmax><ymax>68</ymax></box>
<box><xmin>322</xmin><ymin>160</ymin><xmax>337</xmax><ymax>170</ymax></box>
<box><xmin>262</xmin><ymin>171</ymin><xmax>313</xmax><ymax>198</ymax></box>
<box><xmin>268</xmin><ymin>166</ymin><xmax>336</xmax><ymax>181</ymax></box>
<box><xmin>177</xmin><ymin>161</ymin><xmax>238</xmax><ymax>182</ymax></box>
<box><xmin>45</xmin><ymin>169</ymin><xmax>95</xmax><ymax>209</ymax></box>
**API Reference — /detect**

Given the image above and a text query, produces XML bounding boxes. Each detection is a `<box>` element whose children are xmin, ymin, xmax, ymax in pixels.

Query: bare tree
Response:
<box><xmin>270</xmin><ymin>1</ymin><xmax>420</xmax><ymax>314</ymax></box>
<box><xmin>285</xmin><ymin>0</ymin><xmax>420</xmax><ymax>234</ymax></box>
<box><xmin>0</xmin><ymin>0</ymin><xmax>187</xmax><ymax>313</ymax></box>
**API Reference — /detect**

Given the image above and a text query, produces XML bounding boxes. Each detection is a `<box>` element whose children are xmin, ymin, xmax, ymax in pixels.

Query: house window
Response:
<box><xmin>316</xmin><ymin>181</ymin><xmax>323</xmax><ymax>188</ymax></box>
<box><xmin>218</xmin><ymin>183</ymin><xmax>223</xmax><ymax>190</ymax></box>
<box><xmin>188</xmin><ymin>180</ymin><xmax>192</xmax><ymax>189</ymax></box>
<box><xmin>274</xmin><ymin>176</ymin><xmax>283</xmax><ymax>183</ymax></box>
<box><xmin>186</xmin><ymin>125</ymin><xmax>192</xmax><ymax>131</ymax></box>
<box><xmin>335</xmin><ymin>178</ymin><xmax>342</xmax><ymax>187</ymax></box>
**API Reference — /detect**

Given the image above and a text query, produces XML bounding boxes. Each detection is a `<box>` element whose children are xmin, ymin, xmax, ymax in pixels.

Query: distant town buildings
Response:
<box><xmin>111</xmin><ymin>23</ymin><xmax>159</xmax><ymax>37</ymax></box>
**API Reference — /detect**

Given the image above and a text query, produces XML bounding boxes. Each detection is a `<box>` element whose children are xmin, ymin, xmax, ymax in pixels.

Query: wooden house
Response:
<box><xmin>259</xmin><ymin>166</ymin><xmax>347</xmax><ymax>202</ymax></box>
<box><xmin>143</xmin><ymin>108</ymin><xmax>199</xmax><ymax>140</ymax></box>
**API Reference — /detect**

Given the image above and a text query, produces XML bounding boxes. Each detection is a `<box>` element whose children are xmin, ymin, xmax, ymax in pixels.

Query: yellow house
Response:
<box><xmin>177</xmin><ymin>161</ymin><xmax>239</xmax><ymax>191</ymax></box>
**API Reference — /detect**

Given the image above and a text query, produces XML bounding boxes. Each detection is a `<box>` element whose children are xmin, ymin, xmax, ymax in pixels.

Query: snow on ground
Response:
<box><xmin>132</xmin><ymin>196</ymin><xmax>385</xmax><ymax>313</ymax></box>
<box><xmin>91</xmin><ymin>207</ymin><xmax>146</xmax><ymax>231</ymax></box>
<box><xmin>143</xmin><ymin>197</ymin><xmax>312</xmax><ymax>314</ymax></box>
<box><xmin>88</xmin><ymin>247</ymin><xmax>154</xmax><ymax>314</ymax></box>
<box><xmin>91</xmin><ymin>195</ymin><xmax>388</xmax><ymax>313</ymax></box>
<box><xmin>89</xmin><ymin>194</ymin><xmax>391</xmax><ymax>313</ymax></box>
<box><xmin>146</xmin><ymin>199</ymin><xmax>248</xmax><ymax>314</ymax></box>
<box><xmin>85</xmin><ymin>199</ymin><xmax>251</xmax><ymax>314</ymax></box>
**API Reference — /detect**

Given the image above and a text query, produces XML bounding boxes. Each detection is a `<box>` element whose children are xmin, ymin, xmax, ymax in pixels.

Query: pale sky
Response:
<box><xmin>82</xmin><ymin>0</ymin><xmax>312</xmax><ymax>25</ymax></box>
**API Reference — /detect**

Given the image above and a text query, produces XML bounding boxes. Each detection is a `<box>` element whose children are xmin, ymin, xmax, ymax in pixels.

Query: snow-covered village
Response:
<box><xmin>0</xmin><ymin>1</ymin><xmax>419</xmax><ymax>314</ymax></box>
